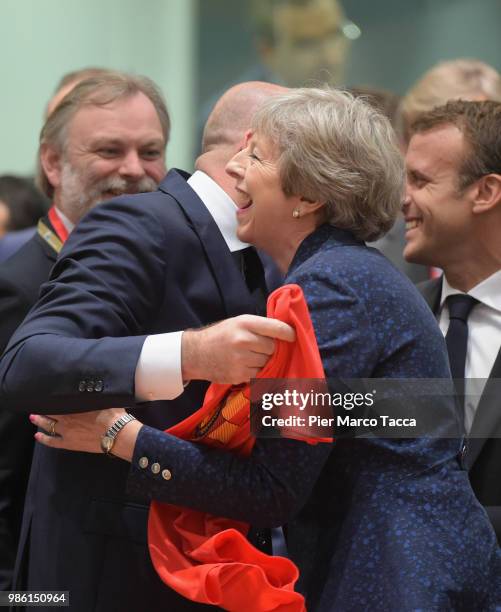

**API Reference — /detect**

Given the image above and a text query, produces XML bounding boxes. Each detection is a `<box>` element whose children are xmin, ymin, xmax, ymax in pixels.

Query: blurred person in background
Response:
<box><xmin>197</xmin><ymin>0</ymin><xmax>359</xmax><ymax>153</ymax></box>
<box><xmin>0</xmin><ymin>67</ymin><xmax>112</xmax><ymax>263</ymax></box>
<box><xmin>44</xmin><ymin>66</ymin><xmax>112</xmax><ymax>118</ymax></box>
<box><xmin>0</xmin><ymin>175</ymin><xmax>47</xmax><ymax>238</ymax></box>
<box><xmin>398</xmin><ymin>58</ymin><xmax>501</xmax><ymax>147</ymax></box>
<box><xmin>347</xmin><ymin>85</ymin><xmax>401</xmax><ymax>127</ymax></box>
<box><xmin>0</xmin><ymin>176</ymin><xmax>48</xmax><ymax>262</ymax></box>
<box><xmin>250</xmin><ymin>0</ymin><xmax>357</xmax><ymax>87</ymax></box>
<box><xmin>0</xmin><ymin>228</ymin><xmax>38</xmax><ymax>263</ymax></box>
<box><xmin>0</xmin><ymin>70</ymin><xmax>169</xmax><ymax>591</ymax></box>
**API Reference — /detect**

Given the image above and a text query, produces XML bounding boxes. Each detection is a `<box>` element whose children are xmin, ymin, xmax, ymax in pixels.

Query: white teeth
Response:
<box><xmin>405</xmin><ymin>220</ymin><xmax>421</xmax><ymax>230</ymax></box>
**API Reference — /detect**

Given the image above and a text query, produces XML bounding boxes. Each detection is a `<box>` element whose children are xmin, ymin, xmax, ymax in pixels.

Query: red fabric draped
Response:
<box><xmin>148</xmin><ymin>284</ymin><xmax>327</xmax><ymax>611</ymax></box>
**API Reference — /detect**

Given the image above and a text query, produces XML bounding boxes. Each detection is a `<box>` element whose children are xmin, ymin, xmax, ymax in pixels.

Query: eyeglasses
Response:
<box><xmin>292</xmin><ymin>19</ymin><xmax>361</xmax><ymax>51</ymax></box>
<box><xmin>341</xmin><ymin>20</ymin><xmax>361</xmax><ymax>41</ymax></box>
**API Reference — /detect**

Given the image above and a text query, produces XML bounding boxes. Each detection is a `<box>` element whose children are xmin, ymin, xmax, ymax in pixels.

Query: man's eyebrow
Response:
<box><xmin>89</xmin><ymin>137</ymin><xmax>124</xmax><ymax>147</ymax></box>
<box><xmin>88</xmin><ymin>137</ymin><xmax>165</xmax><ymax>147</ymax></box>
<box><xmin>139</xmin><ymin>139</ymin><xmax>165</xmax><ymax>148</ymax></box>
<box><xmin>407</xmin><ymin>168</ymin><xmax>430</xmax><ymax>181</ymax></box>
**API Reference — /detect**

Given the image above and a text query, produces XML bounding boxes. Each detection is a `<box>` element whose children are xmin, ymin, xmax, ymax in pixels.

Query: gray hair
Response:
<box><xmin>252</xmin><ymin>87</ymin><xmax>404</xmax><ymax>241</ymax></box>
<box><xmin>51</xmin><ymin>66</ymin><xmax>112</xmax><ymax>95</ymax></box>
<box><xmin>38</xmin><ymin>71</ymin><xmax>170</xmax><ymax>198</ymax></box>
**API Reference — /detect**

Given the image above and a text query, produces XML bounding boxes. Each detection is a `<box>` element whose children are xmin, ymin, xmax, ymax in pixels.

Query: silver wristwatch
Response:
<box><xmin>100</xmin><ymin>413</ymin><xmax>137</xmax><ymax>455</ymax></box>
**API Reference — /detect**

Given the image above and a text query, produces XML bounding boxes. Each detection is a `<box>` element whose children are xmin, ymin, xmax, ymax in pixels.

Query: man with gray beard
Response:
<box><xmin>0</xmin><ymin>70</ymin><xmax>169</xmax><ymax>589</ymax></box>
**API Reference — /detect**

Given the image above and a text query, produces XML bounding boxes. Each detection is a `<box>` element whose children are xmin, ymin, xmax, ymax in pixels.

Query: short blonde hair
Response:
<box><xmin>399</xmin><ymin>59</ymin><xmax>501</xmax><ymax>144</ymax></box>
<box><xmin>252</xmin><ymin>87</ymin><xmax>404</xmax><ymax>241</ymax></box>
<box><xmin>38</xmin><ymin>71</ymin><xmax>170</xmax><ymax>198</ymax></box>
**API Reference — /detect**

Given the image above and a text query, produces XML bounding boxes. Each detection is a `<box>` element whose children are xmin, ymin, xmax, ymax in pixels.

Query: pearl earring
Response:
<box><xmin>292</xmin><ymin>209</ymin><xmax>300</xmax><ymax>218</ymax></box>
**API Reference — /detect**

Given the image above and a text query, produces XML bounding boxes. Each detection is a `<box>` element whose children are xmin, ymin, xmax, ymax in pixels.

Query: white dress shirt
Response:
<box><xmin>134</xmin><ymin>171</ymin><xmax>249</xmax><ymax>402</ymax></box>
<box><xmin>438</xmin><ymin>270</ymin><xmax>501</xmax><ymax>432</ymax></box>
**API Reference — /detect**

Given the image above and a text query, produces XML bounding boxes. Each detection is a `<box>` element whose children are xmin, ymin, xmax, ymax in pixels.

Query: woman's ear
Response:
<box><xmin>299</xmin><ymin>196</ymin><xmax>325</xmax><ymax>216</ymax></box>
<box><xmin>471</xmin><ymin>173</ymin><xmax>501</xmax><ymax>214</ymax></box>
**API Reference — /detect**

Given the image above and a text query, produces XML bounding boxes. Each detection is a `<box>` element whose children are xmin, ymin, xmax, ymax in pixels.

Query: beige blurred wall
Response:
<box><xmin>0</xmin><ymin>0</ymin><xmax>196</xmax><ymax>175</ymax></box>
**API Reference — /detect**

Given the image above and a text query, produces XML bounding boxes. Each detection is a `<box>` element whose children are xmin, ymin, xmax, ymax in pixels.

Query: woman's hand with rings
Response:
<box><xmin>29</xmin><ymin>408</ymin><xmax>127</xmax><ymax>453</ymax></box>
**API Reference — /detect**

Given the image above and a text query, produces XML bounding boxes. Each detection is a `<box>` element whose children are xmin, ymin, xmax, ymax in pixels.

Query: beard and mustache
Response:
<box><xmin>59</xmin><ymin>161</ymin><xmax>159</xmax><ymax>222</ymax></box>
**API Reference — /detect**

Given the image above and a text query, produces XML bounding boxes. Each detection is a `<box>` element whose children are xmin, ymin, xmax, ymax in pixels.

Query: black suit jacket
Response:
<box><xmin>419</xmin><ymin>277</ymin><xmax>501</xmax><ymax>541</ymax></box>
<box><xmin>0</xmin><ymin>227</ymin><xmax>36</xmax><ymax>263</ymax></box>
<box><xmin>0</xmin><ymin>170</ymin><xmax>272</xmax><ymax>611</ymax></box>
<box><xmin>0</xmin><ymin>216</ymin><xmax>57</xmax><ymax>589</ymax></box>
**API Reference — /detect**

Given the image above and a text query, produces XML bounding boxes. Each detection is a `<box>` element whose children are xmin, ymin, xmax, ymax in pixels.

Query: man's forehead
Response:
<box><xmin>406</xmin><ymin>124</ymin><xmax>465</xmax><ymax>172</ymax></box>
<box><xmin>66</xmin><ymin>93</ymin><xmax>163</xmax><ymax>142</ymax></box>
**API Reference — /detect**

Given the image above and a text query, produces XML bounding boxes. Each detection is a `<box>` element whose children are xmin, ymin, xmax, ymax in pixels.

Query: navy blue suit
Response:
<box><xmin>113</xmin><ymin>226</ymin><xmax>501</xmax><ymax>610</ymax></box>
<box><xmin>420</xmin><ymin>277</ymin><xmax>501</xmax><ymax>544</ymax></box>
<box><xmin>0</xmin><ymin>170</ymin><xmax>280</xmax><ymax>611</ymax></box>
<box><xmin>0</xmin><ymin>217</ymin><xmax>56</xmax><ymax>589</ymax></box>
<box><xmin>0</xmin><ymin>227</ymin><xmax>36</xmax><ymax>263</ymax></box>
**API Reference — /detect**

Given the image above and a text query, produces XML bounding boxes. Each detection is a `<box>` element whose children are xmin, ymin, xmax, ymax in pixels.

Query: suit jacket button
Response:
<box><xmin>161</xmin><ymin>469</ymin><xmax>172</xmax><ymax>481</ymax></box>
<box><xmin>151</xmin><ymin>462</ymin><xmax>161</xmax><ymax>475</ymax></box>
<box><xmin>95</xmin><ymin>380</ymin><xmax>103</xmax><ymax>392</ymax></box>
<box><xmin>78</xmin><ymin>381</ymin><xmax>86</xmax><ymax>392</ymax></box>
<box><xmin>86</xmin><ymin>381</ymin><xmax>95</xmax><ymax>392</ymax></box>
<box><xmin>139</xmin><ymin>457</ymin><xmax>148</xmax><ymax>469</ymax></box>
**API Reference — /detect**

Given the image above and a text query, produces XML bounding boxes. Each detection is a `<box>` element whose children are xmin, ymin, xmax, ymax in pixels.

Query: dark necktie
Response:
<box><xmin>445</xmin><ymin>294</ymin><xmax>478</xmax><ymax>379</ymax></box>
<box><xmin>445</xmin><ymin>294</ymin><xmax>478</xmax><ymax>418</ymax></box>
<box><xmin>232</xmin><ymin>247</ymin><xmax>267</xmax><ymax>315</ymax></box>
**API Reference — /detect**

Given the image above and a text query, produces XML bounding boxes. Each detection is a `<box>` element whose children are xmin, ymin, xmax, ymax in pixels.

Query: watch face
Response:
<box><xmin>101</xmin><ymin>436</ymin><xmax>114</xmax><ymax>453</ymax></box>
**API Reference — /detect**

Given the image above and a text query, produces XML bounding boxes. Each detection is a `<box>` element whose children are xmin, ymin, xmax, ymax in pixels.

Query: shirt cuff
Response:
<box><xmin>134</xmin><ymin>332</ymin><xmax>184</xmax><ymax>401</ymax></box>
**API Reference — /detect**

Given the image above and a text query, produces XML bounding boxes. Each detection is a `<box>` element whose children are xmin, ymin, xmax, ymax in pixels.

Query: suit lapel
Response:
<box><xmin>159</xmin><ymin>169</ymin><xmax>256</xmax><ymax>318</ymax></box>
<box><xmin>418</xmin><ymin>277</ymin><xmax>501</xmax><ymax>469</ymax></box>
<box><xmin>35</xmin><ymin>214</ymin><xmax>59</xmax><ymax>262</ymax></box>
<box><xmin>466</xmin><ymin>348</ymin><xmax>501</xmax><ymax>467</ymax></box>
<box><xmin>418</xmin><ymin>277</ymin><xmax>442</xmax><ymax>312</ymax></box>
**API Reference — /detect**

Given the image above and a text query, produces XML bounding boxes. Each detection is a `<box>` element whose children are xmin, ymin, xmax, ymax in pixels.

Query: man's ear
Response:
<box><xmin>235</xmin><ymin>130</ymin><xmax>253</xmax><ymax>154</ymax></box>
<box><xmin>471</xmin><ymin>173</ymin><xmax>501</xmax><ymax>214</ymax></box>
<box><xmin>40</xmin><ymin>143</ymin><xmax>63</xmax><ymax>191</ymax></box>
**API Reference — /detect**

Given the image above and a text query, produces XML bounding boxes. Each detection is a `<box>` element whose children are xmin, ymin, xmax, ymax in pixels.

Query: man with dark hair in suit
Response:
<box><xmin>0</xmin><ymin>69</ymin><xmax>169</xmax><ymax>590</ymax></box>
<box><xmin>0</xmin><ymin>79</ymin><xmax>293</xmax><ymax>610</ymax></box>
<box><xmin>403</xmin><ymin>99</ymin><xmax>501</xmax><ymax>540</ymax></box>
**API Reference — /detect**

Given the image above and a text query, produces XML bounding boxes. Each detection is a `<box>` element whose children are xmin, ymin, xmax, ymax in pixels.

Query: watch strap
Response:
<box><xmin>102</xmin><ymin>413</ymin><xmax>137</xmax><ymax>454</ymax></box>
